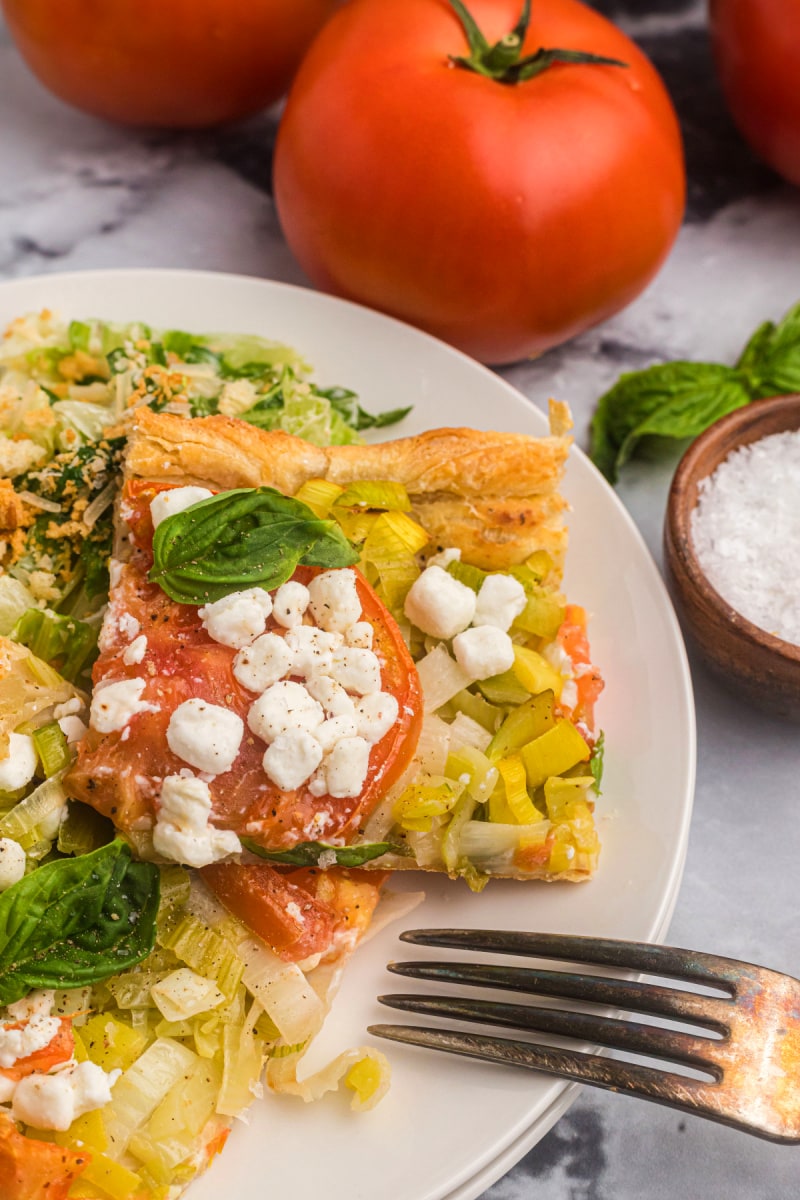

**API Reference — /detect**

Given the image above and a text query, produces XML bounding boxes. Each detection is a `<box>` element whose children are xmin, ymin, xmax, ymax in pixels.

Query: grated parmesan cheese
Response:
<box><xmin>690</xmin><ymin>430</ymin><xmax>800</xmax><ymax>645</ymax></box>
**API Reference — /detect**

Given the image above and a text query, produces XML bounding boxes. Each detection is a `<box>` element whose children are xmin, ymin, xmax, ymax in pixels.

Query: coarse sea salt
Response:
<box><xmin>690</xmin><ymin>430</ymin><xmax>800</xmax><ymax>645</ymax></box>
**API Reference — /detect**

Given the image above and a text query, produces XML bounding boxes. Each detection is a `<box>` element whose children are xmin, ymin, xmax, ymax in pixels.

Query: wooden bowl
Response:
<box><xmin>664</xmin><ymin>393</ymin><xmax>800</xmax><ymax>721</ymax></box>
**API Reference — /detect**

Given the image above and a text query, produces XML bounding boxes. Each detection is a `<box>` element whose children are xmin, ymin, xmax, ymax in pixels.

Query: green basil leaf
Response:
<box><xmin>589</xmin><ymin>362</ymin><xmax>750</xmax><ymax>482</ymax></box>
<box><xmin>737</xmin><ymin>301</ymin><xmax>800</xmax><ymax>398</ymax></box>
<box><xmin>241</xmin><ymin>838</ymin><xmax>410</xmax><ymax>868</ymax></box>
<box><xmin>149</xmin><ymin>487</ymin><xmax>359</xmax><ymax>605</ymax></box>
<box><xmin>0</xmin><ymin>840</ymin><xmax>159</xmax><ymax>1004</ymax></box>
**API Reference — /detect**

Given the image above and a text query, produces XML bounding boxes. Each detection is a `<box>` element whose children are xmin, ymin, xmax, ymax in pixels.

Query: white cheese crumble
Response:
<box><xmin>233</xmin><ymin>632</ymin><xmax>294</xmax><ymax>692</ymax></box>
<box><xmin>11</xmin><ymin>1060</ymin><xmax>120</xmax><ymax>1132</ymax></box>
<box><xmin>150</xmin><ymin>486</ymin><xmax>214</xmax><ymax>529</ymax></box>
<box><xmin>153</xmin><ymin>774</ymin><xmax>241</xmax><ymax>867</ymax></box>
<box><xmin>304</xmin><ymin>672</ymin><xmax>356</xmax><ymax>717</ymax></box>
<box><xmin>247</xmin><ymin>681</ymin><xmax>324</xmax><ymax>743</ymax></box>
<box><xmin>122</xmin><ymin>634</ymin><xmax>148</xmax><ymax>666</ymax></box>
<box><xmin>307</xmin><ymin>569</ymin><xmax>362</xmax><ymax>633</ymax></box>
<box><xmin>89</xmin><ymin>679</ymin><xmax>156</xmax><ymax>734</ymax></box>
<box><xmin>199</xmin><ymin>587</ymin><xmax>273</xmax><ymax>650</ymax></box>
<box><xmin>7</xmin><ymin>991</ymin><xmax>54</xmax><ymax>1023</ymax></box>
<box><xmin>166</xmin><ymin>699</ymin><xmax>244</xmax><ymax>775</ymax></box>
<box><xmin>426</xmin><ymin>547</ymin><xmax>461</xmax><ymax>569</ymax></box>
<box><xmin>272</xmin><ymin>580</ymin><xmax>311</xmax><ymax>628</ymax></box>
<box><xmin>57</xmin><ymin>715</ymin><xmax>88</xmax><ymax>745</ymax></box>
<box><xmin>328</xmin><ymin>647</ymin><xmax>382</xmax><ymax>695</ymax></box>
<box><xmin>473</xmin><ymin>573</ymin><xmax>527</xmax><ymax>632</ymax></box>
<box><xmin>452</xmin><ymin>626</ymin><xmax>515</xmax><ymax>680</ymax></box>
<box><xmin>355</xmin><ymin>692</ymin><xmax>400</xmax><ymax>743</ymax></box>
<box><xmin>285</xmin><ymin>625</ymin><xmax>343</xmax><ymax>676</ymax></box>
<box><xmin>404</xmin><ymin>565</ymin><xmax>476</xmax><ymax>639</ymax></box>
<box><xmin>262</xmin><ymin>729</ymin><xmax>324</xmax><ymax>791</ymax></box>
<box><xmin>325</xmin><ymin>736</ymin><xmax>371</xmax><ymax>798</ymax></box>
<box><xmin>0</xmin><ymin>733</ymin><xmax>38</xmax><ymax>792</ymax></box>
<box><xmin>0</xmin><ymin>1010</ymin><xmax>61</xmax><ymax>1069</ymax></box>
<box><xmin>315</xmin><ymin>714</ymin><xmax>359</xmax><ymax>754</ymax></box>
<box><xmin>345</xmin><ymin>621</ymin><xmax>374</xmax><ymax>649</ymax></box>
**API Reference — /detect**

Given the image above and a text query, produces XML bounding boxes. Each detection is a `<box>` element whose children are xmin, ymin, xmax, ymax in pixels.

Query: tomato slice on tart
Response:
<box><xmin>67</xmin><ymin>481</ymin><xmax>422</xmax><ymax>851</ymax></box>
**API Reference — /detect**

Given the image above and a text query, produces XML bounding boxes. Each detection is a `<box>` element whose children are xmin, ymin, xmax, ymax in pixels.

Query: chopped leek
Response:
<box><xmin>292</xmin><ymin>478</ymin><xmax>344</xmax><ymax>518</ymax></box>
<box><xmin>32</xmin><ymin>720</ymin><xmax>71</xmax><ymax>777</ymax></box>
<box><xmin>496</xmin><ymin>755</ymin><xmax>542</xmax><ymax>825</ymax></box>
<box><xmin>335</xmin><ymin>480</ymin><xmax>411</xmax><ymax>511</ymax></box>
<box><xmin>57</xmin><ymin>801</ymin><xmax>114</xmax><ymax>856</ymax></box>
<box><xmin>511</xmin><ymin>644</ymin><xmax>563</xmax><ymax>697</ymax></box>
<box><xmin>521</xmin><ymin>720</ymin><xmax>592</xmax><ymax>790</ymax></box>
<box><xmin>392</xmin><ymin>777</ymin><xmax>462</xmax><ymax>832</ymax></box>
<box><xmin>446</xmin><ymin>560</ymin><xmax>487</xmax><ymax>592</ymax></box>
<box><xmin>151</xmin><ymin>968</ymin><xmax>226</xmax><ymax>1023</ymax></box>
<box><xmin>487</xmin><ymin>691</ymin><xmax>555</xmax><ymax>761</ymax></box>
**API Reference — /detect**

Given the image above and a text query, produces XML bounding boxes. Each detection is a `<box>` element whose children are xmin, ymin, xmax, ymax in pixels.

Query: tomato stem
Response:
<box><xmin>447</xmin><ymin>0</ymin><xmax>628</xmax><ymax>84</ymax></box>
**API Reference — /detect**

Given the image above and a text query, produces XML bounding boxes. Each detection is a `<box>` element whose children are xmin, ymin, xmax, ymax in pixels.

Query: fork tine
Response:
<box><xmin>377</xmin><ymin>993</ymin><xmax>722</xmax><ymax>1072</ymax></box>
<box><xmin>387</xmin><ymin>961</ymin><xmax>732</xmax><ymax>1031</ymax></box>
<box><xmin>366</xmin><ymin>1024</ymin><xmax>795</xmax><ymax>1142</ymax></box>
<box><xmin>399</xmin><ymin>929</ymin><xmax>742</xmax><ymax>990</ymax></box>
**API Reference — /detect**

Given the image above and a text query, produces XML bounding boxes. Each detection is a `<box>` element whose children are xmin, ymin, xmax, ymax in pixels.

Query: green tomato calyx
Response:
<box><xmin>448</xmin><ymin>0</ymin><xmax>628</xmax><ymax>84</ymax></box>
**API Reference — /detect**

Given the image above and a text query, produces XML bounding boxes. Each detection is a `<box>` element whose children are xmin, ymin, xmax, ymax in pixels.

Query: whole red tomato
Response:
<box><xmin>710</xmin><ymin>0</ymin><xmax>800</xmax><ymax>187</ymax></box>
<box><xmin>1</xmin><ymin>0</ymin><xmax>340</xmax><ymax>127</ymax></box>
<box><xmin>273</xmin><ymin>0</ymin><xmax>685</xmax><ymax>364</ymax></box>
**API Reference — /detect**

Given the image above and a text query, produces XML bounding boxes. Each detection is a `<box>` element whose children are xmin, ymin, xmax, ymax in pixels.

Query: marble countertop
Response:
<box><xmin>1</xmin><ymin>1</ymin><xmax>798</xmax><ymax>1196</ymax></box>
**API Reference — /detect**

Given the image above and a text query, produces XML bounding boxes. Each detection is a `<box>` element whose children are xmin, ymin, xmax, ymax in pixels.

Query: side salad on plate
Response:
<box><xmin>0</xmin><ymin>310</ymin><xmax>603</xmax><ymax>1200</ymax></box>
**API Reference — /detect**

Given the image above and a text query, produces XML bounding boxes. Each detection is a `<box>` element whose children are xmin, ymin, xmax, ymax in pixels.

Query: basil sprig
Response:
<box><xmin>149</xmin><ymin>487</ymin><xmax>359</xmax><ymax>605</ymax></box>
<box><xmin>241</xmin><ymin>838</ymin><xmax>409</xmax><ymax>868</ymax></box>
<box><xmin>589</xmin><ymin>300</ymin><xmax>800</xmax><ymax>482</ymax></box>
<box><xmin>0</xmin><ymin>840</ymin><xmax>159</xmax><ymax>1004</ymax></box>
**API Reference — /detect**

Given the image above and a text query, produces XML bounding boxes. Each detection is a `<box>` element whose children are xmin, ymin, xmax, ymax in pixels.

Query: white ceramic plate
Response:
<box><xmin>0</xmin><ymin>269</ymin><xmax>696</xmax><ymax>1200</ymax></box>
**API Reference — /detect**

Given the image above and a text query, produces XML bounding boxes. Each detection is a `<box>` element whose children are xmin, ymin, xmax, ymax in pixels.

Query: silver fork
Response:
<box><xmin>369</xmin><ymin>928</ymin><xmax>800</xmax><ymax>1143</ymax></box>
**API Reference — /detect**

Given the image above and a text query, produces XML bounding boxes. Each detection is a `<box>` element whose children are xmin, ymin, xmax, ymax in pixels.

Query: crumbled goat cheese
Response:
<box><xmin>0</xmin><ymin>1010</ymin><xmax>61</xmax><ymax>1069</ymax></box>
<box><xmin>691</xmin><ymin>430</ymin><xmax>800</xmax><ymax>645</ymax></box>
<box><xmin>272</xmin><ymin>580</ymin><xmax>311</xmax><ymax>628</ymax></box>
<box><xmin>12</xmin><ymin>1060</ymin><xmax>120</xmax><ymax>1132</ymax></box>
<box><xmin>304</xmin><ymin>672</ymin><xmax>356</xmax><ymax>717</ymax></box>
<box><xmin>328</xmin><ymin>647</ymin><xmax>382</xmax><ymax>695</ymax></box>
<box><xmin>262</xmin><ymin>729</ymin><xmax>324</xmax><ymax>791</ymax></box>
<box><xmin>53</xmin><ymin>698</ymin><xmax>81</xmax><ymax>719</ymax></box>
<box><xmin>199</xmin><ymin>587</ymin><xmax>273</xmax><ymax>650</ymax></box>
<box><xmin>7</xmin><ymin>991</ymin><xmax>54</xmax><ymax>1023</ymax></box>
<box><xmin>473</xmin><ymin>574</ymin><xmax>527</xmax><ymax>632</ymax></box>
<box><xmin>122</xmin><ymin>634</ymin><xmax>148</xmax><ymax>666</ymax></box>
<box><xmin>355</xmin><ymin>692</ymin><xmax>400</xmax><ymax>743</ymax></box>
<box><xmin>452</xmin><ymin>626</ymin><xmax>515</xmax><ymax>680</ymax></box>
<box><xmin>166</xmin><ymin>699</ymin><xmax>244</xmax><ymax>775</ymax></box>
<box><xmin>0</xmin><ymin>733</ymin><xmax>37</xmax><ymax>791</ymax></box>
<box><xmin>248</xmin><ymin>680</ymin><xmax>325</xmax><ymax>743</ymax></box>
<box><xmin>404</xmin><ymin>566</ymin><xmax>476</xmax><ymax>639</ymax></box>
<box><xmin>150</xmin><ymin>486</ymin><xmax>214</xmax><ymax>529</ymax></box>
<box><xmin>90</xmin><ymin>678</ymin><xmax>157</xmax><ymax>734</ymax></box>
<box><xmin>426</xmin><ymin>547</ymin><xmax>461</xmax><ymax>569</ymax></box>
<box><xmin>307</xmin><ymin>569</ymin><xmax>362</xmax><ymax>633</ymax></box>
<box><xmin>233</xmin><ymin>631</ymin><xmax>294</xmax><ymax>692</ymax></box>
<box><xmin>285</xmin><ymin>625</ymin><xmax>343</xmax><ymax>676</ymax></box>
<box><xmin>57</xmin><ymin>715</ymin><xmax>88</xmax><ymax>745</ymax></box>
<box><xmin>315</xmin><ymin>713</ymin><xmax>359</xmax><ymax>754</ymax></box>
<box><xmin>325</xmin><ymin>736</ymin><xmax>371</xmax><ymax>798</ymax></box>
<box><xmin>0</xmin><ymin>839</ymin><xmax>26</xmax><ymax>891</ymax></box>
<box><xmin>153</xmin><ymin>774</ymin><xmax>241</xmax><ymax>867</ymax></box>
<box><xmin>345</xmin><ymin>621</ymin><xmax>374</xmax><ymax>649</ymax></box>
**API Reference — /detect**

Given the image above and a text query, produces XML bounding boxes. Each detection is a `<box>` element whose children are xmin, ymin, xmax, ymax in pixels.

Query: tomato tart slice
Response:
<box><xmin>68</xmin><ymin>405</ymin><xmax>602</xmax><ymax>888</ymax></box>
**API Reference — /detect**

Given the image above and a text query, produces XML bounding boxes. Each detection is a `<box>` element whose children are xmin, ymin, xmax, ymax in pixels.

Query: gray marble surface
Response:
<box><xmin>1</xmin><ymin>1</ymin><xmax>798</xmax><ymax>1196</ymax></box>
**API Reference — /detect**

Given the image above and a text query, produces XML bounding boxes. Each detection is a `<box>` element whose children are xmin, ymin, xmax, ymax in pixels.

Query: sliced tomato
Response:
<box><xmin>201</xmin><ymin>861</ymin><xmax>387</xmax><ymax>962</ymax></box>
<box><xmin>0</xmin><ymin>1018</ymin><xmax>74</xmax><ymax>1083</ymax></box>
<box><xmin>68</xmin><ymin>480</ymin><xmax>423</xmax><ymax>849</ymax></box>
<box><xmin>0</xmin><ymin>1115</ymin><xmax>89</xmax><ymax>1200</ymax></box>
<box><xmin>557</xmin><ymin>604</ymin><xmax>604</xmax><ymax>728</ymax></box>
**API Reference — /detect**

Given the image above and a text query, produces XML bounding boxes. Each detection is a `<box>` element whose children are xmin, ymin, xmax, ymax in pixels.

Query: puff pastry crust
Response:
<box><xmin>124</xmin><ymin>404</ymin><xmax>572</xmax><ymax>575</ymax></box>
